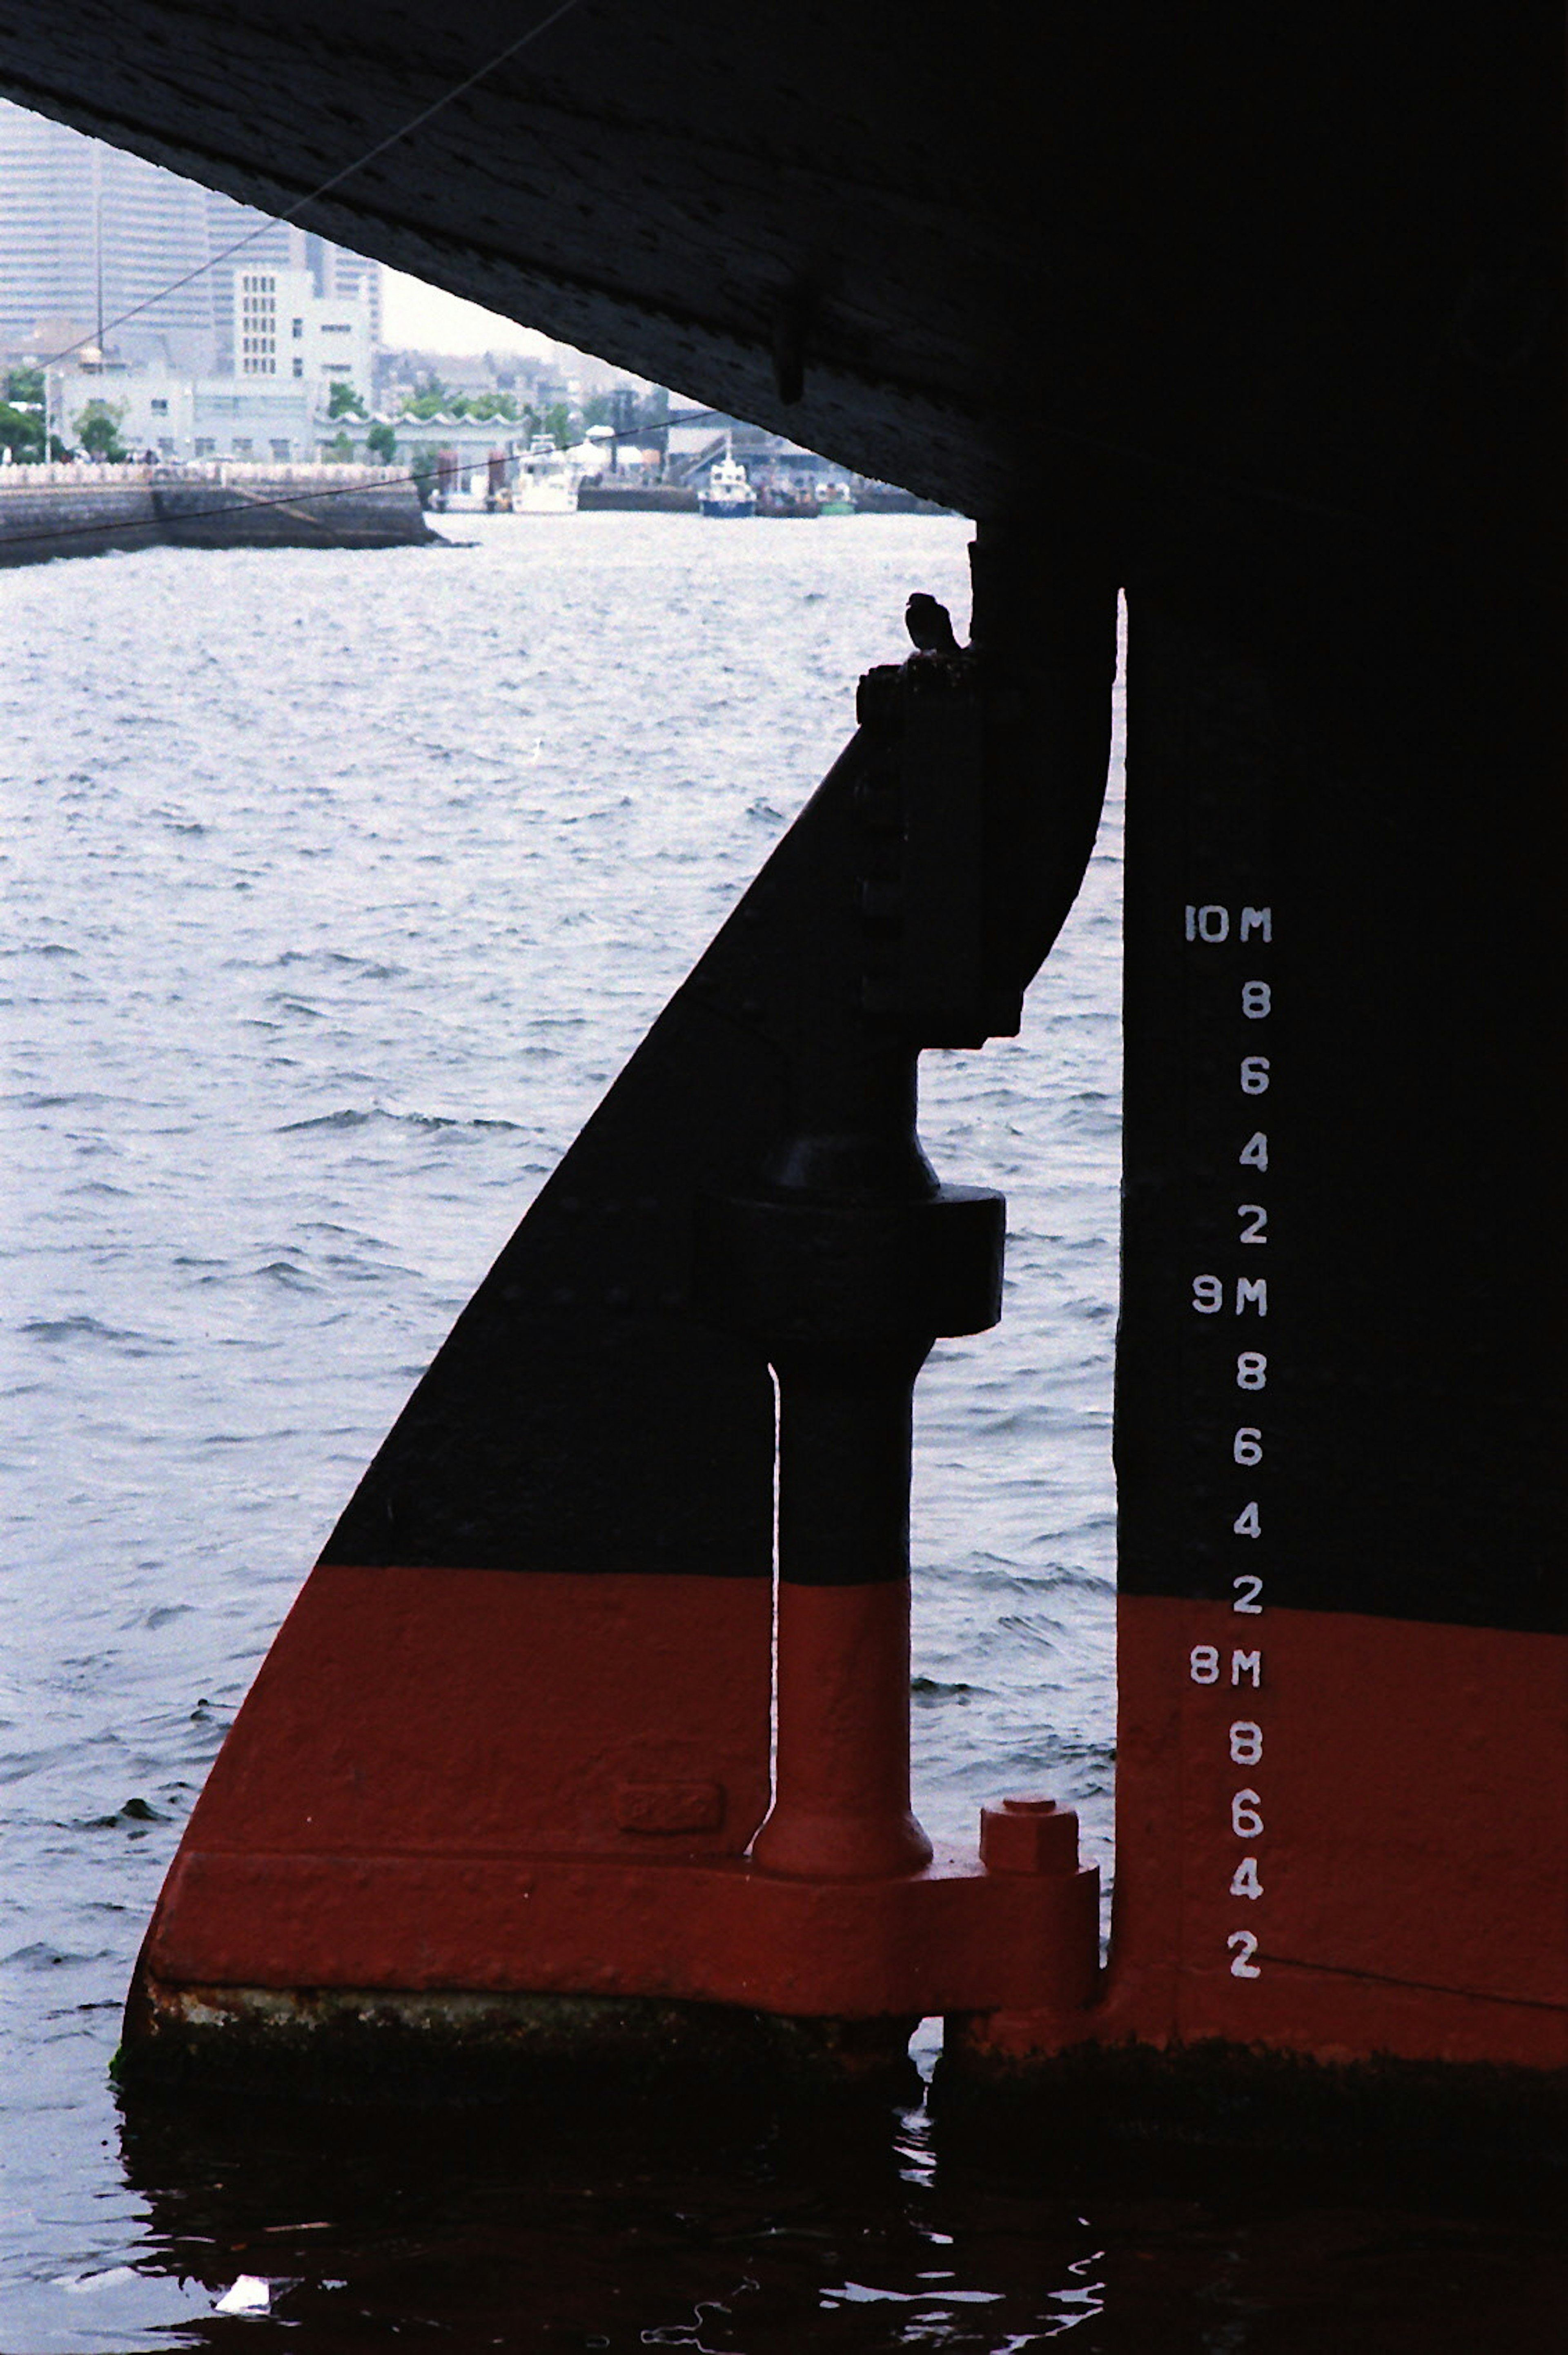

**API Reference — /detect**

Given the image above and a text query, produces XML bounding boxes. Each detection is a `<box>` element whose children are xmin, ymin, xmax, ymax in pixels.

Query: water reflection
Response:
<box><xmin>110</xmin><ymin>2055</ymin><xmax>1561</xmax><ymax>2351</ymax></box>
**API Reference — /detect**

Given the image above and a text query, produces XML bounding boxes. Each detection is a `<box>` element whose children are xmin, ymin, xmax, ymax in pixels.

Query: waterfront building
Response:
<box><xmin>113</xmin><ymin>269</ymin><xmax>374</xmax><ymax>461</ymax></box>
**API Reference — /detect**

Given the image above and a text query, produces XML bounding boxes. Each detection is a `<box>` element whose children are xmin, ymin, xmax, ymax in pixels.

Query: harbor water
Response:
<box><xmin>2</xmin><ymin>516</ymin><xmax>1558</xmax><ymax>2349</ymax></box>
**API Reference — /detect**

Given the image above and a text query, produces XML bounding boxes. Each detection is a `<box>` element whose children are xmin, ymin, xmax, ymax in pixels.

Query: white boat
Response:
<box><xmin>510</xmin><ymin>434</ymin><xmax>579</xmax><ymax>513</ymax></box>
<box><xmin>698</xmin><ymin>436</ymin><xmax>756</xmax><ymax>517</ymax></box>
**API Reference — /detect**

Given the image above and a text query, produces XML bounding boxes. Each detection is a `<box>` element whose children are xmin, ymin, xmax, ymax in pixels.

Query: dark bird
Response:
<box><xmin>904</xmin><ymin>591</ymin><xmax>961</xmax><ymax>655</ymax></box>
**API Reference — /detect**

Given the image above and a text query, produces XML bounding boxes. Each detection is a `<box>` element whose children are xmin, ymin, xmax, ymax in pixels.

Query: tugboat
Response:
<box><xmin>697</xmin><ymin>434</ymin><xmax>756</xmax><ymax>518</ymax></box>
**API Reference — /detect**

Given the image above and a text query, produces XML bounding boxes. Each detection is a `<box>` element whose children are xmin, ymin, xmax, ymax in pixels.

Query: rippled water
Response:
<box><xmin>2</xmin><ymin>517</ymin><xmax>1557</xmax><ymax>2350</ymax></box>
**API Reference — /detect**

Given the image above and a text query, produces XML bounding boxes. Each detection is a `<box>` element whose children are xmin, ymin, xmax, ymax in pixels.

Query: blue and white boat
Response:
<box><xmin>698</xmin><ymin>436</ymin><xmax>755</xmax><ymax>517</ymax></box>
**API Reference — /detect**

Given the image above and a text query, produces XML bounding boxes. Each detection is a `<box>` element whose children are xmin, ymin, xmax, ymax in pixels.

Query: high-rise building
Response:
<box><xmin>0</xmin><ymin>97</ymin><xmax>381</xmax><ymax>377</ymax></box>
<box><xmin>0</xmin><ymin>99</ymin><xmax>218</xmax><ymax>369</ymax></box>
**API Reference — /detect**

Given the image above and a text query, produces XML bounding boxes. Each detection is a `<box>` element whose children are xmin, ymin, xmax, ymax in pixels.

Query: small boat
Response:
<box><xmin>755</xmin><ymin>475</ymin><xmax>819</xmax><ymax>518</ymax></box>
<box><xmin>511</xmin><ymin>435</ymin><xmax>579</xmax><ymax>514</ymax></box>
<box><xmin>698</xmin><ymin>436</ymin><xmax>756</xmax><ymax>517</ymax></box>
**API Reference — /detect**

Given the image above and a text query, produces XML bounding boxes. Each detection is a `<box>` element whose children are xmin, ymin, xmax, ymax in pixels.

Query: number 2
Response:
<box><xmin>1228</xmin><ymin>1930</ymin><xmax>1261</xmax><ymax>1978</ymax></box>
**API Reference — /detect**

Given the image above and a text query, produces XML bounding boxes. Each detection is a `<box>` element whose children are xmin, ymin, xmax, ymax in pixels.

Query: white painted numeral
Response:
<box><xmin>1231</xmin><ymin>1788</ymin><xmax>1264</xmax><ymax>1838</ymax></box>
<box><xmin>1188</xmin><ymin>902</ymin><xmax>1276</xmax><ymax>1994</ymax></box>
<box><xmin>1183</xmin><ymin>905</ymin><xmax>1272</xmax><ymax>944</ymax></box>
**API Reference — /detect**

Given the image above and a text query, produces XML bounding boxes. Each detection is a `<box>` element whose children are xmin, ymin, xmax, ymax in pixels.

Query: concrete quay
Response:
<box><xmin>0</xmin><ymin>460</ymin><xmax>435</xmax><ymax>566</ymax></box>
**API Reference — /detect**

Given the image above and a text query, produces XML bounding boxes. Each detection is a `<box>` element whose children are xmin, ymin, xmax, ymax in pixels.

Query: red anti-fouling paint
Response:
<box><xmin>964</xmin><ymin>1597</ymin><xmax>1568</xmax><ymax>2071</ymax></box>
<box><xmin>141</xmin><ymin>1564</ymin><xmax>1100</xmax><ymax>2022</ymax></box>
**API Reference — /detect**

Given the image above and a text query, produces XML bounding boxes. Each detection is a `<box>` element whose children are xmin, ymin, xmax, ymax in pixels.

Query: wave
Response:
<box><xmin>279</xmin><ymin>1107</ymin><xmax>524</xmax><ymax>1134</ymax></box>
<box><xmin>20</xmin><ymin>1315</ymin><xmax>172</xmax><ymax>1352</ymax></box>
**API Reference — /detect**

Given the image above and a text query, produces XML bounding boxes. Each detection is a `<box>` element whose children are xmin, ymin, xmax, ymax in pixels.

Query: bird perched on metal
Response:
<box><xmin>904</xmin><ymin>591</ymin><xmax>962</xmax><ymax>655</ymax></box>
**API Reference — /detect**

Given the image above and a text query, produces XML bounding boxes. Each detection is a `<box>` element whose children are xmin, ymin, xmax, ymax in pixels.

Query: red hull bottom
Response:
<box><xmin>958</xmin><ymin>1596</ymin><xmax>1568</xmax><ymax>2074</ymax></box>
<box><xmin>137</xmin><ymin>1566</ymin><xmax>1096</xmax><ymax>2024</ymax></box>
<box><xmin>131</xmin><ymin>1571</ymin><xmax>1565</xmax><ymax>2099</ymax></box>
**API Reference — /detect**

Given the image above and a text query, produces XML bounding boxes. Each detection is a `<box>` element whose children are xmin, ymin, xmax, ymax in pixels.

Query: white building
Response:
<box><xmin>111</xmin><ymin>267</ymin><xmax>375</xmax><ymax>461</ymax></box>
<box><xmin>234</xmin><ymin>267</ymin><xmax>373</xmax><ymax>397</ymax></box>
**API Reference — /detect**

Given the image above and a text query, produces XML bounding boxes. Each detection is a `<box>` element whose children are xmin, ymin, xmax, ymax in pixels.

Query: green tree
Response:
<box><xmin>72</xmin><ymin>397</ymin><xmax>129</xmax><ymax>461</ymax></box>
<box><xmin>327</xmin><ymin>381</ymin><xmax>368</xmax><ymax>420</ymax></box>
<box><xmin>323</xmin><ymin>429</ymin><xmax>355</xmax><ymax>463</ymax></box>
<box><xmin>465</xmin><ymin>390</ymin><xmax>521</xmax><ymax>423</ymax></box>
<box><xmin>0</xmin><ymin>398</ymin><xmax>45</xmax><ymax>462</ymax></box>
<box><xmin>408</xmin><ymin>443</ymin><xmax>443</xmax><ymax>508</ymax></box>
<box><xmin>365</xmin><ymin>419</ymin><xmax>397</xmax><ymax>463</ymax></box>
<box><xmin>5</xmin><ymin>364</ymin><xmax>44</xmax><ymax>406</ymax></box>
<box><xmin>397</xmin><ymin>371</ymin><xmax>454</xmax><ymax>421</ymax></box>
<box><xmin>579</xmin><ymin>392</ymin><xmax>611</xmax><ymax>430</ymax></box>
<box><xmin>543</xmin><ymin>401</ymin><xmax>572</xmax><ymax>448</ymax></box>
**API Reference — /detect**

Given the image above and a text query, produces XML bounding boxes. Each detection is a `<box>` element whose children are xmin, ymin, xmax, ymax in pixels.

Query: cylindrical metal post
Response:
<box><xmin>750</xmin><ymin>1344</ymin><xmax>934</xmax><ymax>1879</ymax></box>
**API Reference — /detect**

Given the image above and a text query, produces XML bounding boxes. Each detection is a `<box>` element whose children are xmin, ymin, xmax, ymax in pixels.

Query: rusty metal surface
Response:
<box><xmin>121</xmin><ymin>1976</ymin><xmax>926</xmax><ymax>2102</ymax></box>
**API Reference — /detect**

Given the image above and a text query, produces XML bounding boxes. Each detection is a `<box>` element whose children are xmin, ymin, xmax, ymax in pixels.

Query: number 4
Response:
<box><xmin>1240</xmin><ymin>1132</ymin><xmax>1268</xmax><ymax>1170</ymax></box>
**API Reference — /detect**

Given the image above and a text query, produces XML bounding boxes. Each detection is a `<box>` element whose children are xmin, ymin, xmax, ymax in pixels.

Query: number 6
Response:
<box><xmin>1231</xmin><ymin>1788</ymin><xmax>1264</xmax><ymax>1838</ymax></box>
